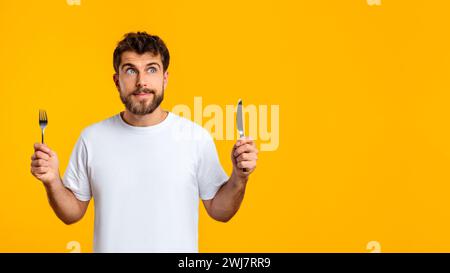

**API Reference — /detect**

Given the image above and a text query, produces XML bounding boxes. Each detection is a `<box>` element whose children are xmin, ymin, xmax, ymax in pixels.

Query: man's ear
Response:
<box><xmin>113</xmin><ymin>73</ymin><xmax>120</xmax><ymax>91</ymax></box>
<box><xmin>163</xmin><ymin>71</ymin><xmax>169</xmax><ymax>90</ymax></box>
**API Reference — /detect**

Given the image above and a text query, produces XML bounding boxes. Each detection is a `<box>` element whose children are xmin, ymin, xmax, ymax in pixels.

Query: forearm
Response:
<box><xmin>209</xmin><ymin>171</ymin><xmax>249</xmax><ymax>222</ymax></box>
<box><xmin>44</xmin><ymin>177</ymin><xmax>85</xmax><ymax>225</ymax></box>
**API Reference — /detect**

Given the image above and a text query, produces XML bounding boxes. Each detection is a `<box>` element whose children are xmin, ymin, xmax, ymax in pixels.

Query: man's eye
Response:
<box><xmin>126</xmin><ymin>68</ymin><xmax>136</xmax><ymax>75</ymax></box>
<box><xmin>148</xmin><ymin>67</ymin><xmax>157</xmax><ymax>73</ymax></box>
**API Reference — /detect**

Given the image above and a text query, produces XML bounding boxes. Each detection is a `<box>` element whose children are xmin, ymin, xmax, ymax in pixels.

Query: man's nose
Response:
<box><xmin>136</xmin><ymin>73</ymin><xmax>150</xmax><ymax>88</ymax></box>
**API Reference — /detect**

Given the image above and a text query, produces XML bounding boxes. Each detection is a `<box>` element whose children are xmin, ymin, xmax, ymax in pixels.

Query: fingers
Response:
<box><xmin>30</xmin><ymin>154</ymin><xmax>50</xmax><ymax>175</ymax></box>
<box><xmin>31</xmin><ymin>159</ymin><xmax>49</xmax><ymax>167</ymax></box>
<box><xmin>31</xmin><ymin>143</ymin><xmax>53</xmax><ymax>176</ymax></box>
<box><xmin>233</xmin><ymin>142</ymin><xmax>258</xmax><ymax>158</ymax></box>
<box><xmin>236</xmin><ymin>160</ymin><xmax>256</xmax><ymax>170</ymax></box>
<box><xmin>235</xmin><ymin>151</ymin><xmax>257</xmax><ymax>170</ymax></box>
<box><xmin>31</xmin><ymin>166</ymin><xmax>48</xmax><ymax>175</ymax></box>
<box><xmin>233</xmin><ymin>137</ymin><xmax>258</xmax><ymax>172</ymax></box>
<box><xmin>33</xmin><ymin>143</ymin><xmax>56</xmax><ymax>157</ymax></box>
<box><xmin>31</xmin><ymin>150</ymin><xmax>50</xmax><ymax>161</ymax></box>
<box><xmin>236</xmin><ymin>152</ymin><xmax>258</xmax><ymax>162</ymax></box>
<box><xmin>235</xmin><ymin>137</ymin><xmax>254</xmax><ymax>148</ymax></box>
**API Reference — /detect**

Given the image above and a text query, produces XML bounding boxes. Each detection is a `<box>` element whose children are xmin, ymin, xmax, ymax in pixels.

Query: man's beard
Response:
<box><xmin>120</xmin><ymin>86</ymin><xmax>164</xmax><ymax>115</ymax></box>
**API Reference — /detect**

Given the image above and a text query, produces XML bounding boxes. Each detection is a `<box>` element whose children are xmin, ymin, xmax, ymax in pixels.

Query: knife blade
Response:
<box><xmin>236</xmin><ymin>99</ymin><xmax>248</xmax><ymax>172</ymax></box>
<box><xmin>237</xmin><ymin>99</ymin><xmax>244</xmax><ymax>138</ymax></box>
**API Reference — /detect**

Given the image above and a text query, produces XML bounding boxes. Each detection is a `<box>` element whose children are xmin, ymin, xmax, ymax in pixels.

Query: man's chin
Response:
<box><xmin>128</xmin><ymin>109</ymin><xmax>155</xmax><ymax>115</ymax></box>
<box><xmin>128</xmin><ymin>104</ymin><xmax>157</xmax><ymax>115</ymax></box>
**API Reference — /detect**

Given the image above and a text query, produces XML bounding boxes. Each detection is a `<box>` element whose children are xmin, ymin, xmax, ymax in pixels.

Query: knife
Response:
<box><xmin>236</xmin><ymin>99</ymin><xmax>248</xmax><ymax>172</ymax></box>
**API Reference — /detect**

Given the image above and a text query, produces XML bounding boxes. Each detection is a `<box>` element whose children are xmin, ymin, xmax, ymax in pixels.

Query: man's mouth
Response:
<box><xmin>133</xmin><ymin>92</ymin><xmax>153</xmax><ymax>98</ymax></box>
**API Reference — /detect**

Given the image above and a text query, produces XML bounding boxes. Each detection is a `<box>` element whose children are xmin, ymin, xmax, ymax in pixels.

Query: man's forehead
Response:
<box><xmin>120</xmin><ymin>51</ymin><xmax>162</xmax><ymax>66</ymax></box>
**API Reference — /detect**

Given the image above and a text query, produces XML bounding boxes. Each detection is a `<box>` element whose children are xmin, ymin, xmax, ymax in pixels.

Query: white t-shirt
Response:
<box><xmin>62</xmin><ymin>111</ymin><xmax>229</xmax><ymax>253</ymax></box>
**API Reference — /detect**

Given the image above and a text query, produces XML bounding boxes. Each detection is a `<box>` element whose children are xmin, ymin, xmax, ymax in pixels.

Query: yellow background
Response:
<box><xmin>1</xmin><ymin>0</ymin><xmax>450</xmax><ymax>252</ymax></box>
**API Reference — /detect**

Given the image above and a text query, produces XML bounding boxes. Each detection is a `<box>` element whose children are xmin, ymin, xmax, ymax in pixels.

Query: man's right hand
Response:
<box><xmin>30</xmin><ymin>143</ymin><xmax>89</xmax><ymax>225</ymax></box>
<box><xmin>31</xmin><ymin>143</ymin><xmax>60</xmax><ymax>186</ymax></box>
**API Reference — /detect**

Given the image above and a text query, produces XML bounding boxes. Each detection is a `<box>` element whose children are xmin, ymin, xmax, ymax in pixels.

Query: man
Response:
<box><xmin>30</xmin><ymin>32</ymin><xmax>258</xmax><ymax>253</ymax></box>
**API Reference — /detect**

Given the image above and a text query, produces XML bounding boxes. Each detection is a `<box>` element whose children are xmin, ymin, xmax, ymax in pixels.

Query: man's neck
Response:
<box><xmin>121</xmin><ymin>108</ymin><xmax>168</xmax><ymax>127</ymax></box>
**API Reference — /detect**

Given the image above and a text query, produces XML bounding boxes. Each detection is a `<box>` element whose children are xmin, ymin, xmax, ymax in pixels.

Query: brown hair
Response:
<box><xmin>113</xmin><ymin>31</ymin><xmax>170</xmax><ymax>73</ymax></box>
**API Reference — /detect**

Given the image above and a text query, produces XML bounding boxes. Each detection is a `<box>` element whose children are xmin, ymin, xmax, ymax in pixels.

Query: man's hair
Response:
<box><xmin>113</xmin><ymin>31</ymin><xmax>170</xmax><ymax>73</ymax></box>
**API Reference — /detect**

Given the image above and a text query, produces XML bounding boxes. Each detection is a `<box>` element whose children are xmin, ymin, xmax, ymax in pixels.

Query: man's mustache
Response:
<box><xmin>132</xmin><ymin>88</ymin><xmax>156</xmax><ymax>96</ymax></box>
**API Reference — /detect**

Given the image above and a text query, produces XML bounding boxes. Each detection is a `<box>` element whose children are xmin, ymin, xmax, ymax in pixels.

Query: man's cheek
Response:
<box><xmin>119</xmin><ymin>76</ymin><xmax>133</xmax><ymax>88</ymax></box>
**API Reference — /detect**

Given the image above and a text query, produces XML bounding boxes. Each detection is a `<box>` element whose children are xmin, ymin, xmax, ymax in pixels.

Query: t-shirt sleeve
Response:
<box><xmin>62</xmin><ymin>133</ymin><xmax>92</xmax><ymax>201</ymax></box>
<box><xmin>196</xmin><ymin>130</ymin><xmax>229</xmax><ymax>200</ymax></box>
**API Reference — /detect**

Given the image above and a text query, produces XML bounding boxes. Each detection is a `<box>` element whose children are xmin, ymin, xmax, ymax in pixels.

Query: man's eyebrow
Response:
<box><xmin>120</xmin><ymin>62</ymin><xmax>161</xmax><ymax>69</ymax></box>
<box><xmin>121</xmin><ymin>63</ymin><xmax>136</xmax><ymax>69</ymax></box>
<box><xmin>146</xmin><ymin>62</ymin><xmax>161</xmax><ymax>68</ymax></box>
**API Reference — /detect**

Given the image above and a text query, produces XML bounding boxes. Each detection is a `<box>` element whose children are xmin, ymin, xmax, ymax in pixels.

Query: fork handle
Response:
<box><xmin>41</xmin><ymin>130</ymin><xmax>44</xmax><ymax>144</ymax></box>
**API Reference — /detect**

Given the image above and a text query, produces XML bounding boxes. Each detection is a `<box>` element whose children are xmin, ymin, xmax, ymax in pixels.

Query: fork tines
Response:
<box><xmin>39</xmin><ymin>109</ymin><xmax>47</xmax><ymax>123</ymax></box>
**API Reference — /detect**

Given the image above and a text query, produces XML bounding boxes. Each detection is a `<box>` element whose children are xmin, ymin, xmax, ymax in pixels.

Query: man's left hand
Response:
<box><xmin>231</xmin><ymin>137</ymin><xmax>258</xmax><ymax>179</ymax></box>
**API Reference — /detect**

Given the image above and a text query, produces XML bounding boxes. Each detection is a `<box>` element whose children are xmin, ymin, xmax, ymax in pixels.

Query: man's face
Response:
<box><xmin>114</xmin><ymin>51</ymin><xmax>168</xmax><ymax>115</ymax></box>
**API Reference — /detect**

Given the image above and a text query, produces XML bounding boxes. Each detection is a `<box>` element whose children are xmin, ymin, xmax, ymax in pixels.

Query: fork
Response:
<box><xmin>39</xmin><ymin>109</ymin><xmax>48</xmax><ymax>144</ymax></box>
